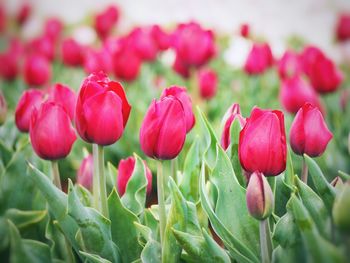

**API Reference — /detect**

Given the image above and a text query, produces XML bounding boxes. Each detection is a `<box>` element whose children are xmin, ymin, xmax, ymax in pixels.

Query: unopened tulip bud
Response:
<box><xmin>23</xmin><ymin>54</ymin><xmax>51</xmax><ymax>86</ymax></box>
<box><xmin>246</xmin><ymin>171</ymin><xmax>274</xmax><ymax>220</ymax></box>
<box><xmin>77</xmin><ymin>154</ymin><xmax>93</xmax><ymax>190</ymax></box>
<box><xmin>198</xmin><ymin>68</ymin><xmax>218</xmax><ymax>100</ymax></box>
<box><xmin>333</xmin><ymin>181</ymin><xmax>350</xmax><ymax>232</ymax></box>
<box><xmin>0</xmin><ymin>91</ymin><xmax>7</xmax><ymax>125</ymax></box>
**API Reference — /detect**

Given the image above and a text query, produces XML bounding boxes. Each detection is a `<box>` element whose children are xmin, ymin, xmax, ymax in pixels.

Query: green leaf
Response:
<box><xmin>5</xmin><ymin>209</ymin><xmax>47</xmax><ymax>229</ymax></box>
<box><xmin>284</xmin><ymin>148</ymin><xmax>295</xmax><ymax>188</ymax></box>
<box><xmin>8</xmin><ymin>220</ymin><xmax>53</xmax><ymax>263</ymax></box>
<box><xmin>140</xmin><ymin>240</ymin><xmax>161</xmax><ymax>263</ymax></box>
<box><xmin>79</xmin><ymin>251</ymin><xmax>112</xmax><ymax>263</ymax></box>
<box><xmin>289</xmin><ymin>194</ymin><xmax>344</xmax><ymax>263</ymax></box>
<box><xmin>121</xmin><ymin>154</ymin><xmax>148</xmax><ymax>216</ymax></box>
<box><xmin>74</xmin><ymin>184</ymin><xmax>92</xmax><ymax>207</ymax></box>
<box><xmin>304</xmin><ymin>155</ymin><xmax>336</xmax><ymax>211</ymax></box>
<box><xmin>338</xmin><ymin>170</ymin><xmax>350</xmax><ymax>181</ymax></box>
<box><xmin>209</xmin><ymin>145</ymin><xmax>259</xmax><ymax>254</ymax></box>
<box><xmin>273</xmin><ymin>211</ymin><xmax>300</xmax><ymax>248</ymax></box>
<box><xmin>108</xmin><ymin>188</ymin><xmax>141</xmax><ymax>263</ymax></box>
<box><xmin>199</xmin><ymin>161</ymin><xmax>259</xmax><ymax>263</ymax></box>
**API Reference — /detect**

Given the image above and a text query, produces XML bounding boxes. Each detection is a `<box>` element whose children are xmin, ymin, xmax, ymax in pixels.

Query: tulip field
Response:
<box><xmin>1</xmin><ymin>3</ymin><xmax>350</xmax><ymax>263</ymax></box>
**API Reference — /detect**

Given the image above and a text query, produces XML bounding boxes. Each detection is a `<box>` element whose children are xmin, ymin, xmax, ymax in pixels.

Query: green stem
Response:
<box><xmin>157</xmin><ymin>161</ymin><xmax>166</xmax><ymax>248</ymax></box>
<box><xmin>170</xmin><ymin>158</ymin><xmax>178</xmax><ymax>182</ymax></box>
<box><xmin>51</xmin><ymin>161</ymin><xmax>61</xmax><ymax>190</ymax></box>
<box><xmin>93</xmin><ymin>144</ymin><xmax>100</xmax><ymax>211</ymax></box>
<box><xmin>260</xmin><ymin>219</ymin><xmax>271</xmax><ymax>263</ymax></box>
<box><xmin>98</xmin><ymin>145</ymin><xmax>109</xmax><ymax>217</ymax></box>
<box><xmin>301</xmin><ymin>157</ymin><xmax>308</xmax><ymax>184</ymax></box>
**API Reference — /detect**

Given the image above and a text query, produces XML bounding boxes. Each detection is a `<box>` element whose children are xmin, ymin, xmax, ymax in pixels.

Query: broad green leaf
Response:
<box><xmin>141</xmin><ymin>240</ymin><xmax>161</xmax><ymax>263</ymax></box>
<box><xmin>284</xmin><ymin>148</ymin><xmax>295</xmax><ymax>188</ymax></box>
<box><xmin>273</xmin><ymin>212</ymin><xmax>300</xmax><ymax>248</ymax></box>
<box><xmin>210</xmin><ymin>145</ymin><xmax>259</xmax><ymax>254</ymax></box>
<box><xmin>289</xmin><ymin>194</ymin><xmax>344</xmax><ymax>263</ymax></box>
<box><xmin>108</xmin><ymin>188</ymin><xmax>141</xmax><ymax>263</ymax></box>
<box><xmin>79</xmin><ymin>251</ymin><xmax>112</xmax><ymax>263</ymax></box>
<box><xmin>8</xmin><ymin>220</ymin><xmax>53</xmax><ymax>263</ymax></box>
<box><xmin>338</xmin><ymin>170</ymin><xmax>350</xmax><ymax>181</ymax></box>
<box><xmin>304</xmin><ymin>155</ymin><xmax>336</xmax><ymax>211</ymax></box>
<box><xmin>0</xmin><ymin>140</ymin><xmax>13</xmax><ymax>167</ymax></box>
<box><xmin>274</xmin><ymin>175</ymin><xmax>292</xmax><ymax>216</ymax></box>
<box><xmin>5</xmin><ymin>209</ymin><xmax>46</xmax><ymax>229</ymax></box>
<box><xmin>74</xmin><ymin>184</ymin><xmax>92</xmax><ymax>207</ymax></box>
<box><xmin>272</xmin><ymin>245</ymin><xmax>306</xmax><ymax>263</ymax></box>
<box><xmin>199</xmin><ymin>161</ymin><xmax>259</xmax><ymax>263</ymax></box>
<box><xmin>121</xmin><ymin>154</ymin><xmax>148</xmax><ymax>216</ymax></box>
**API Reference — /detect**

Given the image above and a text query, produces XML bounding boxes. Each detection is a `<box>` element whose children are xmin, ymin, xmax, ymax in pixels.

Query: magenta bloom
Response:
<box><xmin>336</xmin><ymin>13</ymin><xmax>350</xmax><ymax>42</ymax></box>
<box><xmin>244</xmin><ymin>43</ymin><xmax>274</xmax><ymax>75</ymax></box>
<box><xmin>47</xmin><ymin>83</ymin><xmax>76</xmax><ymax>120</ymax></box>
<box><xmin>277</xmin><ymin>50</ymin><xmax>302</xmax><ymax>80</ymax></box>
<box><xmin>77</xmin><ymin>154</ymin><xmax>93</xmax><ymax>190</ymax></box>
<box><xmin>94</xmin><ymin>5</ymin><xmax>119</xmax><ymax>39</ymax></box>
<box><xmin>198</xmin><ymin>68</ymin><xmax>218</xmax><ymax>100</ymax></box>
<box><xmin>61</xmin><ymin>38</ymin><xmax>85</xmax><ymax>67</ymax></box>
<box><xmin>23</xmin><ymin>54</ymin><xmax>51</xmax><ymax>86</ymax></box>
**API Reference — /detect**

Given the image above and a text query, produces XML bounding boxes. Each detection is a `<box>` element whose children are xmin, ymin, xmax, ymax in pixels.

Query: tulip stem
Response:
<box><xmin>157</xmin><ymin>161</ymin><xmax>166</xmax><ymax>249</ymax></box>
<box><xmin>93</xmin><ymin>144</ymin><xmax>100</xmax><ymax>211</ymax></box>
<box><xmin>171</xmin><ymin>158</ymin><xmax>178</xmax><ymax>182</ymax></box>
<box><xmin>51</xmin><ymin>161</ymin><xmax>62</xmax><ymax>190</ymax></box>
<box><xmin>260</xmin><ymin>219</ymin><xmax>271</xmax><ymax>263</ymax></box>
<box><xmin>301</xmin><ymin>157</ymin><xmax>308</xmax><ymax>183</ymax></box>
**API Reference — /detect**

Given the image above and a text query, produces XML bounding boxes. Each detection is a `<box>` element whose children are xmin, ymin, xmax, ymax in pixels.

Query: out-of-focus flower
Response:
<box><xmin>198</xmin><ymin>68</ymin><xmax>218</xmax><ymax>100</ymax></box>
<box><xmin>43</xmin><ymin>18</ymin><xmax>63</xmax><ymax>43</ymax></box>
<box><xmin>279</xmin><ymin>75</ymin><xmax>322</xmax><ymax>114</ymax></box>
<box><xmin>0</xmin><ymin>6</ymin><xmax>6</xmax><ymax>33</ymax></box>
<box><xmin>151</xmin><ymin>24</ymin><xmax>170</xmax><ymax>51</ymax></box>
<box><xmin>290</xmin><ymin>103</ymin><xmax>332</xmax><ymax>157</ymax></box>
<box><xmin>240</xmin><ymin>23</ymin><xmax>250</xmax><ymax>38</ymax></box>
<box><xmin>83</xmin><ymin>47</ymin><xmax>112</xmax><ymax>74</ymax></box>
<box><xmin>221</xmin><ymin>103</ymin><xmax>246</xmax><ymax>150</ymax></box>
<box><xmin>23</xmin><ymin>54</ymin><xmax>51</xmax><ymax>86</ymax></box>
<box><xmin>47</xmin><ymin>83</ymin><xmax>76</xmax><ymax>120</ymax></box>
<box><xmin>140</xmin><ymin>96</ymin><xmax>186</xmax><ymax>160</ymax></box>
<box><xmin>129</xmin><ymin>27</ymin><xmax>158</xmax><ymax>62</ymax></box>
<box><xmin>75</xmin><ymin>72</ymin><xmax>131</xmax><ymax>146</ymax></box>
<box><xmin>277</xmin><ymin>50</ymin><xmax>302</xmax><ymax>80</ymax></box>
<box><xmin>61</xmin><ymin>38</ymin><xmax>85</xmax><ymax>67</ymax></box>
<box><xmin>15</xmin><ymin>89</ymin><xmax>44</xmax><ymax>132</ymax></box>
<box><xmin>26</xmin><ymin>36</ymin><xmax>55</xmax><ymax>61</ymax></box>
<box><xmin>300</xmin><ymin>45</ymin><xmax>324</xmax><ymax>76</ymax></box>
<box><xmin>117</xmin><ymin>156</ymin><xmax>152</xmax><ymax>196</ymax></box>
<box><xmin>336</xmin><ymin>13</ymin><xmax>350</xmax><ymax>42</ymax></box>
<box><xmin>16</xmin><ymin>2</ymin><xmax>31</xmax><ymax>26</ymax></box>
<box><xmin>161</xmin><ymin>86</ymin><xmax>195</xmax><ymax>133</ymax></box>
<box><xmin>94</xmin><ymin>5</ymin><xmax>119</xmax><ymax>39</ymax></box>
<box><xmin>77</xmin><ymin>154</ymin><xmax>93</xmax><ymax>190</ymax></box>
<box><xmin>244</xmin><ymin>42</ymin><xmax>274</xmax><ymax>75</ymax></box>
<box><xmin>172</xmin><ymin>55</ymin><xmax>190</xmax><ymax>78</ymax></box>
<box><xmin>30</xmin><ymin>102</ymin><xmax>76</xmax><ymax>160</ymax></box>
<box><xmin>0</xmin><ymin>51</ymin><xmax>19</xmax><ymax>81</ymax></box>
<box><xmin>239</xmin><ymin>107</ymin><xmax>286</xmax><ymax>176</ymax></box>
<box><xmin>0</xmin><ymin>91</ymin><xmax>7</xmax><ymax>125</ymax></box>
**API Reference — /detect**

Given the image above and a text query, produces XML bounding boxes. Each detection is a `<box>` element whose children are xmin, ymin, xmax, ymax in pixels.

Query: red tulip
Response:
<box><xmin>77</xmin><ymin>154</ymin><xmax>93</xmax><ymax>190</ymax></box>
<box><xmin>279</xmin><ymin>75</ymin><xmax>322</xmax><ymax>114</ymax></box>
<box><xmin>336</xmin><ymin>13</ymin><xmax>350</xmax><ymax>42</ymax></box>
<box><xmin>0</xmin><ymin>6</ymin><xmax>6</xmax><ymax>33</ymax></box>
<box><xmin>221</xmin><ymin>103</ymin><xmax>246</xmax><ymax>150</ymax></box>
<box><xmin>0</xmin><ymin>91</ymin><xmax>7</xmax><ymax>125</ymax></box>
<box><xmin>30</xmin><ymin>102</ymin><xmax>76</xmax><ymax>160</ymax></box>
<box><xmin>198</xmin><ymin>68</ymin><xmax>218</xmax><ymax>100</ymax></box>
<box><xmin>84</xmin><ymin>48</ymin><xmax>112</xmax><ymax>74</ymax></box>
<box><xmin>239</xmin><ymin>107</ymin><xmax>286</xmax><ymax>176</ymax></box>
<box><xmin>172</xmin><ymin>22</ymin><xmax>216</xmax><ymax>68</ymax></box>
<box><xmin>300</xmin><ymin>45</ymin><xmax>324</xmax><ymax>76</ymax></box>
<box><xmin>0</xmin><ymin>51</ymin><xmax>19</xmax><ymax>81</ymax></box>
<box><xmin>23</xmin><ymin>54</ymin><xmax>51</xmax><ymax>86</ymax></box>
<box><xmin>290</xmin><ymin>103</ymin><xmax>333</xmax><ymax>157</ymax></box>
<box><xmin>277</xmin><ymin>50</ymin><xmax>302</xmax><ymax>80</ymax></box>
<box><xmin>75</xmin><ymin>72</ymin><xmax>131</xmax><ymax>146</ymax></box>
<box><xmin>140</xmin><ymin>96</ymin><xmax>186</xmax><ymax>160</ymax></box>
<box><xmin>117</xmin><ymin>156</ymin><xmax>152</xmax><ymax>196</ymax></box>
<box><xmin>44</xmin><ymin>18</ymin><xmax>63</xmax><ymax>42</ymax></box>
<box><xmin>94</xmin><ymin>5</ymin><xmax>119</xmax><ymax>39</ymax></box>
<box><xmin>151</xmin><ymin>25</ymin><xmax>170</xmax><ymax>51</ymax></box>
<box><xmin>240</xmin><ymin>23</ymin><xmax>250</xmax><ymax>38</ymax></box>
<box><xmin>61</xmin><ymin>38</ymin><xmax>85</xmax><ymax>67</ymax></box>
<box><xmin>246</xmin><ymin>171</ymin><xmax>274</xmax><ymax>220</ymax></box>
<box><xmin>26</xmin><ymin>36</ymin><xmax>55</xmax><ymax>61</ymax></box>
<box><xmin>244</xmin><ymin>43</ymin><xmax>274</xmax><ymax>75</ymax></box>
<box><xmin>15</xmin><ymin>89</ymin><xmax>44</xmax><ymax>132</ymax></box>
<box><xmin>161</xmin><ymin>86</ymin><xmax>195</xmax><ymax>133</ymax></box>
<box><xmin>47</xmin><ymin>83</ymin><xmax>76</xmax><ymax>120</ymax></box>
<box><xmin>129</xmin><ymin>27</ymin><xmax>158</xmax><ymax>62</ymax></box>
<box><xmin>172</xmin><ymin>55</ymin><xmax>190</xmax><ymax>79</ymax></box>
<box><xmin>16</xmin><ymin>3</ymin><xmax>31</xmax><ymax>26</ymax></box>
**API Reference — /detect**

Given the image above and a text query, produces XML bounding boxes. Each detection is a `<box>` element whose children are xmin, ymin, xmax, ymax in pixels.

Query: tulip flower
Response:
<box><xmin>161</xmin><ymin>86</ymin><xmax>195</xmax><ymax>133</ymax></box>
<box><xmin>172</xmin><ymin>55</ymin><xmax>190</xmax><ymax>79</ymax></box>
<box><xmin>27</xmin><ymin>36</ymin><xmax>55</xmax><ymax>61</ymax></box>
<box><xmin>240</xmin><ymin>23</ymin><xmax>250</xmax><ymax>38</ymax></box>
<box><xmin>23</xmin><ymin>54</ymin><xmax>51</xmax><ymax>86</ymax></box>
<box><xmin>290</xmin><ymin>103</ymin><xmax>333</xmax><ymax>157</ymax></box>
<box><xmin>117</xmin><ymin>156</ymin><xmax>152</xmax><ymax>196</ymax></box>
<box><xmin>336</xmin><ymin>13</ymin><xmax>350</xmax><ymax>42</ymax></box>
<box><xmin>15</xmin><ymin>89</ymin><xmax>44</xmax><ymax>132</ymax></box>
<box><xmin>47</xmin><ymin>83</ymin><xmax>76</xmax><ymax>120</ymax></box>
<box><xmin>16</xmin><ymin>2</ymin><xmax>31</xmax><ymax>26</ymax></box>
<box><xmin>44</xmin><ymin>18</ymin><xmax>63</xmax><ymax>43</ymax></box>
<box><xmin>61</xmin><ymin>38</ymin><xmax>85</xmax><ymax>67</ymax></box>
<box><xmin>0</xmin><ymin>91</ymin><xmax>7</xmax><ymax>125</ymax></box>
<box><xmin>239</xmin><ymin>107</ymin><xmax>287</xmax><ymax>176</ymax></box>
<box><xmin>198</xmin><ymin>68</ymin><xmax>218</xmax><ymax>100</ymax></box>
<box><xmin>300</xmin><ymin>45</ymin><xmax>324</xmax><ymax>76</ymax></box>
<box><xmin>75</xmin><ymin>72</ymin><xmax>131</xmax><ymax>146</ymax></box>
<box><xmin>94</xmin><ymin>5</ymin><xmax>119</xmax><ymax>39</ymax></box>
<box><xmin>244</xmin><ymin>43</ymin><xmax>274</xmax><ymax>75</ymax></box>
<box><xmin>221</xmin><ymin>103</ymin><xmax>246</xmax><ymax>150</ymax></box>
<box><xmin>277</xmin><ymin>50</ymin><xmax>302</xmax><ymax>80</ymax></box>
<box><xmin>0</xmin><ymin>51</ymin><xmax>19</xmax><ymax>81</ymax></box>
<box><xmin>30</xmin><ymin>102</ymin><xmax>76</xmax><ymax>160</ymax></box>
<box><xmin>83</xmin><ymin>48</ymin><xmax>112</xmax><ymax>74</ymax></box>
<box><xmin>0</xmin><ymin>6</ymin><xmax>6</xmax><ymax>33</ymax></box>
<box><xmin>77</xmin><ymin>154</ymin><xmax>93</xmax><ymax>190</ymax></box>
<box><xmin>151</xmin><ymin>25</ymin><xmax>170</xmax><ymax>51</ymax></box>
<box><xmin>140</xmin><ymin>96</ymin><xmax>186</xmax><ymax>160</ymax></box>
<box><xmin>129</xmin><ymin>27</ymin><xmax>158</xmax><ymax>62</ymax></box>
<box><xmin>279</xmin><ymin>75</ymin><xmax>322</xmax><ymax>114</ymax></box>
<box><xmin>246</xmin><ymin>171</ymin><xmax>274</xmax><ymax>220</ymax></box>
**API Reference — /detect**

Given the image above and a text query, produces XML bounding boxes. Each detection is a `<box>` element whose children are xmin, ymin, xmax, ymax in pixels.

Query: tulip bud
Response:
<box><xmin>290</xmin><ymin>103</ymin><xmax>333</xmax><ymax>157</ymax></box>
<box><xmin>240</xmin><ymin>23</ymin><xmax>250</xmax><ymax>38</ymax></box>
<box><xmin>333</xmin><ymin>181</ymin><xmax>350</xmax><ymax>232</ymax></box>
<box><xmin>77</xmin><ymin>154</ymin><xmax>93</xmax><ymax>190</ymax></box>
<box><xmin>27</xmin><ymin>36</ymin><xmax>55</xmax><ymax>61</ymax></box>
<box><xmin>246</xmin><ymin>171</ymin><xmax>274</xmax><ymax>220</ymax></box>
<box><xmin>75</xmin><ymin>72</ymin><xmax>131</xmax><ymax>146</ymax></box>
<box><xmin>130</xmin><ymin>27</ymin><xmax>158</xmax><ymax>62</ymax></box>
<box><xmin>161</xmin><ymin>86</ymin><xmax>195</xmax><ymax>133</ymax></box>
<box><xmin>16</xmin><ymin>3</ymin><xmax>31</xmax><ymax>26</ymax></box>
<box><xmin>112</xmin><ymin>45</ymin><xmax>142</xmax><ymax>82</ymax></box>
<box><xmin>279</xmin><ymin>75</ymin><xmax>322</xmax><ymax>114</ymax></box>
<box><xmin>0</xmin><ymin>51</ymin><xmax>19</xmax><ymax>81</ymax></box>
<box><xmin>198</xmin><ymin>68</ymin><xmax>218</xmax><ymax>100</ymax></box>
<box><xmin>94</xmin><ymin>5</ymin><xmax>119</xmax><ymax>39</ymax></box>
<box><xmin>83</xmin><ymin>48</ymin><xmax>112</xmax><ymax>74</ymax></box>
<box><xmin>151</xmin><ymin>25</ymin><xmax>170</xmax><ymax>51</ymax></box>
<box><xmin>47</xmin><ymin>83</ymin><xmax>76</xmax><ymax>120</ymax></box>
<box><xmin>30</xmin><ymin>102</ymin><xmax>76</xmax><ymax>160</ymax></box>
<box><xmin>221</xmin><ymin>103</ymin><xmax>246</xmax><ymax>150</ymax></box>
<box><xmin>244</xmin><ymin>43</ymin><xmax>274</xmax><ymax>75</ymax></box>
<box><xmin>277</xmin><ymin>50</ymin><xmax>302</xmax><ymax>80</ymax></box>
<box><xmin>140</xmin><ymin>96</ymin><xmax>186</xmax><ymax>160</ymax></box>
<box><xmin>15</xmin><ymin>89</ymin><xmax>44</xmax><ymax>132</ymax></box>
<box><xmin>0</xmin><ymin>91</ymin><xmax>7</xmax><ymax>125</ymax></box>
<box><xmin>44</xmin><ymin>18</ymin><xmax>63</xmax><ymax>43</ymax></box>
<box><xmin>61</xmin><ymin>38</ymin><xmax>85</xmax><ymax>67</ymax></box>
<box><xmin>336</xmin><ymin>13</ymin><xmax>350</xmax><ymax>42</ymax></box>
<box><xmin>117</xmin><ymin>156</ymin><xmax>152</xmax><ymax>196</ymax></box>
<box><xmin>23</xmin><ymin>54</ymin><xmax>51</xmax><ymax>86</ymax></box>
<box><xmin>172</xmin><ymin>55</ymin><xmax>190</xmax><ymax>79</ymax></box>
<box><xmin>239</xmin><ymin>107</ymin><xmax>286</xmax><ymax>176</ymax></box>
